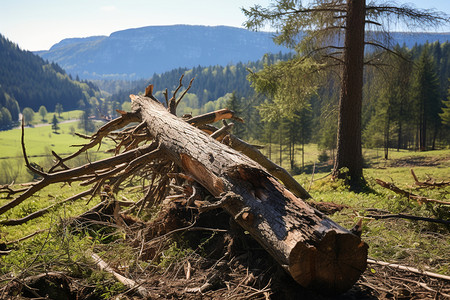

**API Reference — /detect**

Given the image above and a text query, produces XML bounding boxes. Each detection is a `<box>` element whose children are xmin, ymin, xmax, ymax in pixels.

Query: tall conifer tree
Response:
<box><xmin>243</xmin><ymin>0</ymin><xmax>448</xmax><ymax>188</ymax></box>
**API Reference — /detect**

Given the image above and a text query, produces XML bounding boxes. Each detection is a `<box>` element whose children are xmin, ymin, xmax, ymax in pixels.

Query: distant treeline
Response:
<box><xmin>106</xmin><ymin>42</ymin><xmax>450</xmax><ymax>168</ymax></box>
<box><xmin>107</xmin><ymin>52</ymin><xmax>293</xmax><ymax>105</ymax></box>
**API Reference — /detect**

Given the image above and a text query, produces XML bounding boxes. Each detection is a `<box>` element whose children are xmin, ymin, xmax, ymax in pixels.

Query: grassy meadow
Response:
<box><xmin>0</xmin><ymin>112</ymin><xmax>111</xmax><ymax>183</ymax></box>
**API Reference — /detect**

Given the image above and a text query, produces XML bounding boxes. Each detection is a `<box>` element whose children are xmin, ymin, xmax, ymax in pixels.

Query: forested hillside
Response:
<box><xmin>108</xmin><ymin>52</ymin><xmax>292</xmax><ymax>105</ymax></box>
<box><xmin>0</xmin><ymin>34</ymin><xmax>100</xmax><ymax>129</ymax></box>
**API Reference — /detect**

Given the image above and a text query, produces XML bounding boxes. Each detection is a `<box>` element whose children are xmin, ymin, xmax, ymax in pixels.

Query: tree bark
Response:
<box><xmin>131</xmin><ymin>94</ymin><xmax>368</xmax><ymax>295</ymax></box>
<box><xmin>333</xmin><ymin>0</ymin><xmax>366</xmax><ymax>187</ymax></box>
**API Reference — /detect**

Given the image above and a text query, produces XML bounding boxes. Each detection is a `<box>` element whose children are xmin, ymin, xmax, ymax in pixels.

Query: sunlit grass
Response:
<box><xmin>0</xmin><ymin>115</ymin><xmax>113</xmax><ymax>183</ymax></box>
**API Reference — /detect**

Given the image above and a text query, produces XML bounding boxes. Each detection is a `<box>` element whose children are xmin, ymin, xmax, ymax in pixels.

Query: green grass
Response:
<box><xmin>0</xmin><ymin>134</ymin><xmax>449</xmax><ymax>292</ymax></box>
<box><xmin>25</xmin><ymin>110</ymin><xmax>83</xmax><ymax>127</ymax></box>
<box><xmin>0</xmin><ymin>115</ymin><xmax>111</xmax><ymax>183</ymax></box>
<box><xmin>293</xmin><ymin>156</ymin><xmax>450</xmax><ymax>275</ymax></box>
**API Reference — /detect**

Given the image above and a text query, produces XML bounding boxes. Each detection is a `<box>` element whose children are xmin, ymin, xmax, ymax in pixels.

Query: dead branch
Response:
<box><xmin>0</xmin><ymin>142</ymin><xmax>159</xmax><ymax>216</ymax></box>
<box><xmin>375</xmin><ymin>179</ymin><xmax>450</xmax><ymax>205</ymax></box>
<box><xmin>49</xmin><ymin>111</ymin><xmax>141</xmax><ymax>173</ymax></box>
<box><xmin>367</xmin><ymin>258</ymin><xmax>450</xmax><ymax>281</ymax></box>
<box><xmin>0</xmin><ymin>189</ymin><xmax>93</xmax><ymax>226</ymax></box>
<box><xmin>186</xmin><ymin>109</ymin><xmax>241</xmax><ymax>127</ymax></box>
<box><xmin>5</xmin><ymin>229</ymin><xmax>49</xmax><ymax>246</ymax></box>
<box><xmin>411</xmin><ymin>169</ymin><xmax>450</xmax><ymax>188</ymax></box>
<box><xmin>90</xmin><ymin>252</ymin><xmax>150</xmax><ymax>298</ymax></box>
<box><xmin>366</xmin><ymin>212</ymin><xmax>450</xmax><ymax>225</ymax></box>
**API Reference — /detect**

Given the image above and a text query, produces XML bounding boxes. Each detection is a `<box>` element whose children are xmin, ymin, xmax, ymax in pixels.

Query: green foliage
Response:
<box><xmin>226</xmin><ymin>91</ymin><xmax>245</xmax><ymax>138</ymax></box>
<box><xmin>317</xmin><ymin>150</ymin><xmax>329</xmax><ymax>163</ymax></box>
<box><xmin>0</xmin><ymin>34</ymin><xmax>100</xmax><ymax>112</ymax></box>
<box><xmin>0</xmin><ymin>91</ymin><xmax>19</xmax><ymax>128</ymax></box>
<box><xmin>78</xmin><ymin>110</ymin><xmax>96</xmax><ymax>134</ymax></box>
<box><xmin>412</xmin><ymin>48</ymin><xmax>441</xmax><ymax>150</ymax></box>
<box><xmin>440</xmin><ymin>96</ymin><xmax>450</xmax><ymax>127</ymax></box>
<box><xmin>51</xmin><ymin>114</ymin><xmax>59</xmax><ymax>133</ymax></box>
<box><xmin>55</xmin><ymin>103</ymin><xmax>63</xmax><ymax>117</ymax></box>
<box><xmin>250</xmin><ymin>56</ymin><xmax>321</xmax><ymax>122</ymax></box>
<box><xmin>21</xmin><ymin>107</ymin><xmax>34</xmax><ymax>126</ymax></box>
<box><xmin>38</xmin><ymin>105</ymin><xmax>48</xmax><ymax>122</ymax></box>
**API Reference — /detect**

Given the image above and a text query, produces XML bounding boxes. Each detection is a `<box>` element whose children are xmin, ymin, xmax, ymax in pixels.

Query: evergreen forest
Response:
<box><xmin>0</xmin><ymin>34</ymin><xmax>100</xmax><ymax>129</ymax></box>
<box><xmin>2</xmin><ymin>30</ymin><xmax>450</xmax><ymax>166</ymax></box>
<box><xmin>107</xmin><ymin>42</ymin><xmax>450</xmax><ymax>171</ymax></box>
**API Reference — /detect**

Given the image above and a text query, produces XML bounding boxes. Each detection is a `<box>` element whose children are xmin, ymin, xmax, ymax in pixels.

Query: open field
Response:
<box><xmin>0</xmin><ymin>117</ymin><xmax>111</xmax><ymax>183</ymax></box>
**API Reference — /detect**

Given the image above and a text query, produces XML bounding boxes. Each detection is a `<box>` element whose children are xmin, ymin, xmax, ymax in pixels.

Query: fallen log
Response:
<box><xmin>131</xmin><ymin>93</ymin><xmax>368</xmax><ymax>295</ymax></box>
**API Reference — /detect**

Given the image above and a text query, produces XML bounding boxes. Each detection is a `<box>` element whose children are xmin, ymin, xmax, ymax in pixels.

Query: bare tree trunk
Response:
<box><xmin>131</xmin><ymin>94</ymin><xmax>368</xmax><ymax>295</ymax></box>
<box><xmin>333</xmin><ymin>0</ymin><xmax>366</xmax><ymax>187</ymax></box>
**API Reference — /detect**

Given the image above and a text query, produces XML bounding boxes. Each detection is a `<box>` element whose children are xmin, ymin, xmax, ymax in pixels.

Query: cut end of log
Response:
<box><xmin>289</xmin><ymin>230</ymin><xmax>368</xmax><ymax>295</ymax></box>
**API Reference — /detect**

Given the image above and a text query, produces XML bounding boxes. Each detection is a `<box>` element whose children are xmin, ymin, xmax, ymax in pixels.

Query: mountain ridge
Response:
<box><xmin>35</xmin><ymin>25</ymin><xmax>450</xmax><ymax>80</ymax></box>
<box><xmin>35</xmin><ymin>25</ymin><xmax>289</xmax><ymax>80</ymax></box>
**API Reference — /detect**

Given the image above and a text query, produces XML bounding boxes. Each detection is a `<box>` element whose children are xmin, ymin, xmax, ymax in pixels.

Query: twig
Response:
<box><xmin>176</xmin><ymin>77</ymin><xmax>195</xmax><ymax>107</ymax></box>
<box><xmin>411</xmin><ymin>169</ymin><xmax>450</xmax><ymax>188</ymax></box>
<box><xmin>0</xmin><ymin>184</ymin><xmax>28</xmax><ymax>198</ymax></box>
<box><xmin>366</xmin><ymin>213</ymin><xmax>450</xmax><ymax>225</ymax></box>
<box><xmin>21</xmin><ymin>119</ymin><xmax>47</xmax><ymax>177</ymax></box>
<box><xmin>90</xmin><ymin>252</ymin><xmax>150</xmax><ymax>298</ymax></box>
<box><xmin>376</xmin><ymin>179</ymin><xmax>450</xmax><ymax>205</ymax></box>
<box><xmin>49</xmin><ymin>111</ymin><xmax>141</xmax><ymax>173</ymax></box>
<box><xmin>6</xmin><ymin>229</ymin><xmax>49</xmax><ymax>245</ymax></box>
<box><xmin>391</xmin><ymin>276</ymin><xmax>450</xmax><ymax>298</ymax></box>
<box><xmin>367</xmin><ymin>258</ymin><xmax>450</xmax><ymax>281</ymax></box>
<box><xmin>0</xmin><ymin>189</ymin><xmax>93</xmax><ymax>226</ymax></box>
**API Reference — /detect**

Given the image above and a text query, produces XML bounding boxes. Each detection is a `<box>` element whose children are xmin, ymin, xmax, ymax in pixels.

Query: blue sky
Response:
<box><xmin>1</xmin><ymin>0</ymin><xmax>449</xmax><ymax>51</ymax></box>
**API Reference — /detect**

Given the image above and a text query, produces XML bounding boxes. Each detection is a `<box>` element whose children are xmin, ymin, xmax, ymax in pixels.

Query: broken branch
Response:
<box><xmin>375</xmin><ymin>179</ymin><xmax>450</xmax><ymax>205</ymax></box>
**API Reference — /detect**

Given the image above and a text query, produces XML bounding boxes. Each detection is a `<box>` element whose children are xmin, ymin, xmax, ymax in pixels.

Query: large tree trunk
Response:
<box><xmin>131</xmin><ymin>94</ymin><xmax>368</xmax><ymax>295</ymax></box>
<box><xmin>333</xmin><ymin>0</ymin><xmax>366</xmax><ymax>186</ymax></box>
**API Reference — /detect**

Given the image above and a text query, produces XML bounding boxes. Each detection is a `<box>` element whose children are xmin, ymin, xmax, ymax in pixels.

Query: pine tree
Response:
<box><xmin>243</xmin><ymin>0</ymin><xmax>448</xmax><ymax>188</ymax></box>
<box><xmin>440</xmin><ymin>97</ymin><xmax>450</xmax><ymax>126</ymax></box>
<box><xmin>78</xmin><ymin>109</ymin><xmax>95</xmax><ymax>134</ymax></box>
<box><xmin>412</xmin><ymin>49</ymin><xmax>441</xmax><ymax>151</ymax></box>
<box><xmin>226</xmin><ymin>92</ymin><xmax>245</xmax><ymax>138</ymax></box>
<box><xmin>55</xmin><ymin>103</ymin><xmax>63</xmax><ymax>118</ymax></box>
<box><xmin>51</xmin><ymin>114</ymin><xmax>60</xmax><ymax>133</ymax></box>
